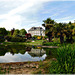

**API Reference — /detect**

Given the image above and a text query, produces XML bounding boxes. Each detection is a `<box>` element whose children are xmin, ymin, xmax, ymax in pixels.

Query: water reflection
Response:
<box><xmin>0</xmin><ymin>45</ymin><xmax>47</xmax><ymax>63</ymax></box>
<box><xmin>28</xmin><ymin>48</ymin><xmax>46</xmax><ymax>57</ymax></box>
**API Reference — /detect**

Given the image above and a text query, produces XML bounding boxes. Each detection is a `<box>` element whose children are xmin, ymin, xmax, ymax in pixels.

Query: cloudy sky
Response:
<box><xmin>0</xmin><ymin>0</ymin><xmax>75</xmax><ymax>31</ymax></box>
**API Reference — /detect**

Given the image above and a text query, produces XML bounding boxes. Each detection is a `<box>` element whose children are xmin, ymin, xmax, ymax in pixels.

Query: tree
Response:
<box><xmin>13</xmin><ymin>29</ymin><xmax>20</xmax><ymax>37</ymax></box>
<box><xmin>64</xmin><ymin>21</ymin><xmax>74</xmax><ymax>43</ymax></box>
<box><xmin>54</xmin><ymin>23</ymin><xmax>66</xmax><ymax>44</ymax></box>
<box><xmin>11</xmin><ymin>28</ymin><xmax>15</xmax><ymax>35</ymax></box>
<box><xmin>19</xmin><ymin>29</ymin><xmax>27</xmax><ymax>35</ymax></box>
<box><xmin>0</xmin><ymin>28</ymin><xmax>8</xmax><ymax>36</ymax></box>
<box><xmin>54</xmin><ymin>21</ymin><xmax>74</xmax><ymax>43</ymax></box>
<box><xmin>42</xmin><ymin>18</ymin><xmax>55</xmax><ymax>42</ymax></box>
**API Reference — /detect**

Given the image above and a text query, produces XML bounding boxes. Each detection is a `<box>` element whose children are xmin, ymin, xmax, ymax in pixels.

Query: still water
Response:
<box><xmin>0</xmin><ymin>45</ymin><xmax>57</xmax><ymax>63</ymax></box>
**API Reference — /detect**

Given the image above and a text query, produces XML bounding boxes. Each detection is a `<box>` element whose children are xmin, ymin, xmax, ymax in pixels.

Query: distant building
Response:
<box><xmin>28</xmin><ymin>27</ymin><xmax>45</xmax><ymax>36</ymax></box>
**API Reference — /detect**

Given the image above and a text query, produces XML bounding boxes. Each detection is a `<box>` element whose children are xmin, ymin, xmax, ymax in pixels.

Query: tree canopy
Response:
<box><xmin>19</xmin><ymin>29</ymin><xmax>27</xmax><ymax>35</ymax></box>
<box><xmin>0</xmin><ymin>28</ymin><xmax>8</xmax><ymax>36</ymax></box>
<box><xmin>42</xmin><ymin>18</ymin><xmax>75</xmax><ymax>43</ymax></box>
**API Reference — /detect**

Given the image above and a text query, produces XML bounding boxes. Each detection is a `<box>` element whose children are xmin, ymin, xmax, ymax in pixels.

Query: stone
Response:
<box><xmin>36</xmin><ymin>65</ymin><xmax>39</xmax><ymax>68</ymax></box>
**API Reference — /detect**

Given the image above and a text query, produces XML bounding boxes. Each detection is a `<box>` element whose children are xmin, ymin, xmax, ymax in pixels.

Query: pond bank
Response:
<box><xmin>42</xmin><ymin>46</ymin><xmax>58</xmax><ymax>48</ymax></box>
<box><xmin>1</xmin><ymin>42</ymin><xmax>58</xmax><ymax>48</ymax></box>
<box><xmin>0</xmin><ymin>61</ymin><xmax>39</xmax><ymax>74</ymax></box>
<box><xmin>0</xmin><ymin>59</ymin><xmax>54</xmax><ymax>74</ymax></box>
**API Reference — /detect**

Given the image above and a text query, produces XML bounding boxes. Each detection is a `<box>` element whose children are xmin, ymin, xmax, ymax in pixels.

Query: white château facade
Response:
<box><xmin>28</xmin><ymin>27</ymin><xmax>45</xmax><ymax>36</ymax></box>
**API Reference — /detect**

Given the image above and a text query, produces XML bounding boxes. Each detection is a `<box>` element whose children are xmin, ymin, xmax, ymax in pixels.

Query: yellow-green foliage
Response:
<box><xmin>49</xmin><ymin>44</ymin><xmax>75</xmax><ymax>74</ymax></box>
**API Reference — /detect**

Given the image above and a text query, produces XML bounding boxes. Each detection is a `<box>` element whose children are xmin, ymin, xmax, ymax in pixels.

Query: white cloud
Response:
<box><xmin>0</xmin><ymin>0</ymin><xmax>51</xmax><ymax>31</ymax></box>
<box><xmin>56</xmin><ymin>16</ymin><xmax>74</xmax><ymax>23</ymax></box>
<box><xmin>0</xmin><ymin>0</ymin><xmax>74</xmax><ymax>31</ymax></box>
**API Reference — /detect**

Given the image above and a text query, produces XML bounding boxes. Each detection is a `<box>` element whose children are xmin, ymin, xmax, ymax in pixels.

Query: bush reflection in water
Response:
<box><xmin>0</xmin><ymin>45</ymin><xmax>57</xmax><ymax>62</ymax></box>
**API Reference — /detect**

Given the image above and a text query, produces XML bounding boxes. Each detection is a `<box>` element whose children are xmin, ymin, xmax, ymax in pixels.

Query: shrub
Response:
<box><xmin>42</xmin><ymin>41</ymin><xmax>59</xmax><ymax>46</ymax></box>
<box><xmin>0</xmin><ymin>36</ymin><xmax>5</xmax><ymax>42</ymax></box>
<box><xmin>32</xmin><ymin>35</ymin><xmax>43</xmax><ymax>40</ymax></box>
<box><xmin>4</xmin><ymin>36</ymin><xmax>11</xmax><ymax>41</ymax></box>
<box><xmin>11</xmin><ymin>37</ymin><xmax>26</xmax><ymax>42</ymax></box>
<box><xmin>5</xmin><ymin>36</ymin><xmax>26</xmax><ymax>42</ymax></box>
<box><xmin>49</xmin><ymin>44</ymin><xmax>75</xmax><ymax>74</ymax></box>
<box><xmin>0</xmin><ymin>39</ymin><xmax>5</xmax><ymax>42</ymax></box>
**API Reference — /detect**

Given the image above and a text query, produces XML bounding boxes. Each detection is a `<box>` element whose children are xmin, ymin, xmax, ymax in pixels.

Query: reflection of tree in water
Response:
<box><xmin>0</xmin><ymin>45</ymin><xmax>57</xmax><ymax>59</ymax></box>
<box><xmin>0</xmin><ymin>45</ymin><xmax>8</xmax><ymax>56</ymax></box>
<box><xmin>10</xmin><ymin>49</ymin><xmax>14</xmax><ymax>55</ymax></box>
<box><xmin>0</xmin><ymin>45</ymin><xmax>28</xmax><ymax>56</ymax></box>
<box><xmin>44</xmin><ymin>48</ymin><xmax>57</xmax><ymax>59</ymax></box>
<box><xmin>26</xmin><ymin>47</ymin><xmax>31</xmax><ymax>51</ymax></box>
<box><xmin>0</xmin><ymin>49</ymin><xmax>7</xmax><ymax>56</ymax></box>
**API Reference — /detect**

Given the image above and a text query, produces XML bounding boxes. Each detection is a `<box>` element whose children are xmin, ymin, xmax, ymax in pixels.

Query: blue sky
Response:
<box><xmin>0</xmin><ymin>0</ymin><xmax>75</xmax><ymax>31</ymax></box>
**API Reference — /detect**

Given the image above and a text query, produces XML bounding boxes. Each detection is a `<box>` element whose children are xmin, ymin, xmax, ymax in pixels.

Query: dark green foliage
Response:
<box><xmin>5</xmin><ymin>36</ymin><xmax>26</xmax><ymax>42</ymax></box>
<box><xmin>0</xmin><ymin>38</ymin><xmax>5</xmax><ymax>42</ymax></box>
<box><xmin>0</xmin><ymin>28</ymin><xmax>8</xmax><ymax>36</ymax></box>
<box><xmin>37</xmin><ymin>70</ymin><xmax>42</xmax><ymax>74</ymax></box>
<box><xmin>44</xmin><ymin>48</ymin><xmax>57</xmax><ymax>59</ymax></box>
<box><xmin>49</xmin><ymin>44</ymin><xmax>75</xmax><ymax>74</ymax></box>
<box><xmin>42</xmin><ymin>18</ymin><xmax>55</xmax><ymax>42</ymax></box>
<box><xmin>19</xmin><ymin>29</ymin><xmax>27</xmax><ymax>35</ymax></box>
<box><xmin>43</xmin><ymin>41</ymin><xmax>59</xmax><ymax>46</ymax></box>
<box><xmin>0</xmin><ymin>45</ymin><xmax>28</xmax><ymax>56</ymax></box>
<box><xmin>10</xmin><ymin>37</ymin><xmax>26</xmax><ymax>42</ymax></box>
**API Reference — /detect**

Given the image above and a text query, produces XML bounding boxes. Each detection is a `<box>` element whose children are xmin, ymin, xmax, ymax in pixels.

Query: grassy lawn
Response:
<box><xmin>1</xmin><ymin>40</ymin><xmax>44</xmax><ymax>45</ymax></box>
<box><xmin>25</xmin><ymin>40</ymin><xmax>44</xmax><ymax>45</ymax></box>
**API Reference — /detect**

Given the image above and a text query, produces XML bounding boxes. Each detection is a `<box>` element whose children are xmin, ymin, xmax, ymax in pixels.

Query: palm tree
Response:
<box><xmin>54</xmin><ymin>23</ymin><xmax>67</xmax><ymax>44</ymax></box>
<box><xmin>64</xmin><ymin>22</ymin><xmax>74</xmax><ymax>43</ymax></box>
<box><xmin>42</xmin><ymin>18</ymin><xmax>55</xmax><ymax>42</ymax></box>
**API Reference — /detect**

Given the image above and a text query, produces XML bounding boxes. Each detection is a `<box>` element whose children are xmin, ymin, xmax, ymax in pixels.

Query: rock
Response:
<box><xmin>26</xmin><ymin>65</ymin><xmax>30</xmax><ymax>68</ymax></box>
<box><xmin>11</xmin><ymin>67</ymin><xmax>16</xmax><ymax>69</ymax></box>
<box><xmin>36</xmin><ymin>65</ymin><xmax>39</xmax><ymax>68</ymax></box>
<box><xmin>30</xmin><ymin>64</ymin><xmax>34</xmax><ymax>68</ymax></box>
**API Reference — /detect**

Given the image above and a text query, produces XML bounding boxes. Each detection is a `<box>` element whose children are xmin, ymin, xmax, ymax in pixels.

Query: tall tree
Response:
<box><xmin>54</xmin><ymin>23</ymin><xmax>66</xmax><ymax>44</ymax></box>
<box><xmin>42</xmin><ymin>18</ymin><xmax>55</xmax><ymax>42</ymax></box>
<box><xmin>13</xmin><ymin>29</ymin><xmax>20</xmax><ymax>37</ymax></box>
<box><xmin>0</xmin><ymin>28</ymin><xmax>8</xmax><ymax>36</ymax></box>
<box><xmin>19</xmin><ymin>29</ymin><xmax>27</xmax><ymax>35</ymax></box>
<box><xmin>64</xmin><ymin>21</ymin><xmax>74</xmax><ymax>43</ymax></box>
<box><xmin>11</xmin><ymin>28</ymin><xmax>15</xmax><ymax>35</ymax></box>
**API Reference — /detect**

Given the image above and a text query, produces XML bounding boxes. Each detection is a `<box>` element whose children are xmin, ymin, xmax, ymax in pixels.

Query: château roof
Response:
<box><xmin>28</xmin><ymin>27</ymin><xmax>44</xmax><ymax>31</ymax></box>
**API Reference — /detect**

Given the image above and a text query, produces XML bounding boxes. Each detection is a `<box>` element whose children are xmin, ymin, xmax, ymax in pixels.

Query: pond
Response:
<box><xmin>0</xmin><ymin>45</ymin><xmax>57</xmax><ymax>63</ymax></box>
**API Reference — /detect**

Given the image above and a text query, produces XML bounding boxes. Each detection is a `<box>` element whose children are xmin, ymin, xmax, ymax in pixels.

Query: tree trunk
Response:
<box><xmin>48</xmin><ymin>32</ymin><xmax>52</xmax><ymax>42</ymax></box>
<box><xmin>49</xmin><ymin>36</ymin><xmax>51</xmax><ymax>42</ymax></box>
<box><xmin>66</xmin><ymin>35</ymin><xmax>69</xmax><ymax>42</ymax></box>
<box><xmin>60</xmin><ymin>33</ymin><xmax>64</xmax><ymax>44</ymax></box>
<box><xmin>70</xmin><ymin>32</ymin><xmax>73</xmax><ymax>43</ymax></box>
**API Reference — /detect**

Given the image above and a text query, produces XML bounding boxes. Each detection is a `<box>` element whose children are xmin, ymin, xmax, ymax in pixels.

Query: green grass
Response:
<box><xmin>26</xmin><ymin>40</ymin><xmax>44</xmax><ymax>45</ymax></box>
<box><xmin>1</xmin><ymin>40</ymin><xmax>44</xmax><ymax>45</ymax></box>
